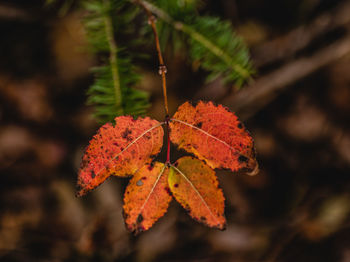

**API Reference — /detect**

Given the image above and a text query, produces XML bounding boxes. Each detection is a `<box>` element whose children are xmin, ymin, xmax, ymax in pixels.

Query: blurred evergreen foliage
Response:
<box><xmin>47</xmin><ymin>0</ymin><xmax>254</xmax><ymax>123</ymax></box>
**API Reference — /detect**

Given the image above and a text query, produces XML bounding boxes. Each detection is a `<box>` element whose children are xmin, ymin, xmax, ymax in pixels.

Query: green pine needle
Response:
<box><xmin>83</xmin><ymin>0</ymin><xmax>150</xmax><ymax>123</ymax></box>
<box><xmin>141</xmin><ymin>0</ymin><xmax>253</xmax><ymax>87</ymax></box>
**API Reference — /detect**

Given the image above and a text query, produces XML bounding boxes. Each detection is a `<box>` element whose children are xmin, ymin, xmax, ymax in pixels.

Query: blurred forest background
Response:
<box><xmin>1</xmin><ymin>0</ymin><xmax>350</xmax><ymax>261</ymax></box>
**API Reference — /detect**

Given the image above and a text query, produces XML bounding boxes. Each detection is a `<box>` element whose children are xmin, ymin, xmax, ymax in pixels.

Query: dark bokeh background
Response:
<box><xmin>1</xmin><ymin>0</ymin><xmax>350</xmax><ymax>261</ymax></box>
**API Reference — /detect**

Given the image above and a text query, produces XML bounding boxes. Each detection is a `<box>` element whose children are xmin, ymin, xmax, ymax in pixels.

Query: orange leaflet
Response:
<box><xmin>77</xmin><ymin>100</ymin><xmax>258</xmax><ymax>233</ymax></box>
<box><xmin>169</xmin><ymin>156</ymin><xmax>226</xmax><ymax>230</ymax></box>
<box><xmin>123</xmin><ymin>162</ymin><xmax>172</xmax><ymax>234</ymax></box>
<box><xmin>170</xmin><ymin>101</ymin><xmax>258</xmax><ymax>175</ymax></box>
<box><xmin>77</xmin><ymin>116</ymin><xmax>164</xmax><ymax>197</ymax></box>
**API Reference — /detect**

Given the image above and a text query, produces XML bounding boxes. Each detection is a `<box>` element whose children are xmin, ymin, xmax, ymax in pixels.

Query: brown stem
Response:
<box><xmin>136</xmin><ymin>0</ymin><xmax>171</xmax><ymax>164</ymax></box>
<box><xmin>136</xmin><ymin>0</ymin><xmax>169</xmax><ymax>116</ymax></box>
<box><xmin>165</xmin><ymin>115</ymin><xmax>170</xmax><ymax>164</ymax></box>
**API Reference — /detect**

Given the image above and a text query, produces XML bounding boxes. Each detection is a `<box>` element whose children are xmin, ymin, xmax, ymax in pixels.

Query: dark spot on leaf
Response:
<box><xmin>174</xmin><ymin>184</ymin><xmax>179</xmax><ymax>188</ymax></box>
<box><xmin>195</xmin><ymin>122</ymin><xmax>203</xmax><ymax>128</ymax></box>
<box><xmin>237</xmin><ymin>123</ymin><xmax>243</xmax><ymax>129</ymax></box>
<box><xmin>120</xmin><ymin>147</ymin><xmax>124</xmax><ymax>151</ymax></box>
<box><xmin>91</xmin><ymin>171</ymin><xmax>96</xmax><ymax>179</ymax></box>
<box><xmin>136</xmin><ymin>180</ymin><xmax>143</xmax><ymax>186</ymax></box>
<box><xmin>144</xmin><ymin>134</ymin><xmax>151</xmax><ymax>139</ymax></box>
<box><xmin>142</xmin><ymin>176</ymin><xmax>147</xmax><ymax>180</ymax></box>
<box><xmin>148</xmin><ymin>164</ymin><xmax>154</xmax><ymax>171</ymax></box>
<box><xmin>122</xmin><ymin>128</ymin><xmax>132</xmax><ymax>139</ymax></box>
<box><xmin>137</xmin><ymin>214</ymin><xmax>143</xmax><ymax>223</ymax></box>
<box><xmin>165</xmin><ymin>187</ymin><xmax>172</xmax><ymax>195</ymax></box>
<box><xmin>113</xmin><ymin>142</ymin><xmax>119</xmax><ymax>146</ymax></box>
<box><xmin>238</xmin><ymin>155</ymin><xmax>249</xmax><ymax>163</ymax></box>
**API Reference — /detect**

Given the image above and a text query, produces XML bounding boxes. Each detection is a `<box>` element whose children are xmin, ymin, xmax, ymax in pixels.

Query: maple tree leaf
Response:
<box><xmin>123</xmin><ymin>162</ymin><xmax>172</xmax><ymax>234</ymax></box>
<box><xmin>170</xmin><ymin>101</ymin><xmax>258</xmax><ymax>175</ymax></box>
<box><xmin>77</xmin><ymin>101</ymin><xmax>258</xmax><ymax>233</ymax></box>
<box><xmin>76</xmin><ymin>116</ymin><xmax>164</xmax><ymax>197</ymax></box>
<box><xmin>169</xmin><ymin>156</ymin><xmax>226</xmax><ymax>229</ymax></box>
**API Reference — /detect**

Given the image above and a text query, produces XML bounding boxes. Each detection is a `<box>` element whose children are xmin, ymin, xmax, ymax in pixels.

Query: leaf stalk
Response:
<box><xmin>136</xmin><ymin>0</ymin><xmax>169</xmax><ymax>116</ymax></box>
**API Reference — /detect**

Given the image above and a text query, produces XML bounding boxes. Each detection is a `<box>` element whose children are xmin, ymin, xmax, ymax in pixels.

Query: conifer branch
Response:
<box><xmin>103</xmin><ymin>0</ymin><xmax>123</xmax><ymax>115</ymax></box>
<box><xmin>83</xmin><ymin>0</ymin><xmax>150</xmax><ymax>123</ymax></box>
<box><xmin>137</xmin><ymin>0</ymin><xmax>252</xmax><ymax>85</ymax></box>
<box><xmin>179</xmin><ymin>23</ymin><xmax>250</xmax><ymax>79</ymax></box>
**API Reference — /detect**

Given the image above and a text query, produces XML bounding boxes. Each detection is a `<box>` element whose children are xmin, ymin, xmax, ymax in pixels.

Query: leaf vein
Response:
<box><xmin>170</xmin><ymin>164</ymin><xmax>219</xmax><ymax>225</ymax></box>
<box><xmin>95</xmin><ymin>121</ymin><xmax>165</xmax><ymax>177</ymax></box>
<box><xmin>139</xmin><ymin>164</ymin><xmax>167</xmax><ymax>213</ymax></box>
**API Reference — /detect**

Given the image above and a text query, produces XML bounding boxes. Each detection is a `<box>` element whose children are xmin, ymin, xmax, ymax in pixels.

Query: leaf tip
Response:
<box><xmin>218</xmin><ymin>221</ymin><xmax>227</xmax><ymax>231</ymax></box>
<box><xmin>246</xmin><ymin>161</ymin><xmax>259</xmax><ymax>176</ymax></box>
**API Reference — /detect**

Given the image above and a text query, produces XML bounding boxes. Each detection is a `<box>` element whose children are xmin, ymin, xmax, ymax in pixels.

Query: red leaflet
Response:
<box><xmin>77</xmin><ymin>116</ymin><xmax>164</xmax><ymax>197</ymax></box>
<box><xmin>170</xmin><ymin>101</ymin><xmax>258</xmax><ymax>175</ymax></box>
<box><xmin>77</xmin><ymin>101</ymin><xmax>258</xmax><ymax>233</ymax></box>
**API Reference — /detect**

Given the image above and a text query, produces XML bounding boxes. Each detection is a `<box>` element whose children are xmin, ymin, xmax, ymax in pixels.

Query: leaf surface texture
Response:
<box><xmin>170</xmin><ymin>101</ymin><xmax>257</xmax><ymax>173</ymax></box>
<box><xmin>123</xmin><ymin>162</ymin><xmax>172</xmax><ymax>234</ymax></box>
<box><xmin>77</xmin><ymin>116</ymin><xmax>163</xmax><ymax>196</ymax></box>
<box><xmin>169</xmin><ymin>156</ymin><xmax>226</xmax><ymax>229</ymax></box>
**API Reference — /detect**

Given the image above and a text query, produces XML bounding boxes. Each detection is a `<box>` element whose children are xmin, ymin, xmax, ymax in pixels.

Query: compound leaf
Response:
<box><xmin>77</xmin><ymin>116</ymin><xmax>164</xmax><ymax>197</ymax></box>
<box><xmin>169</xmin><ymin>156</ymin><xmax>226</xmax><ymax>230</ymax></box>
<box><xmin>123</xmin><ymin>162</ymin><xmax>172</xmax><ymax>234</ymax></box>
<box><xmin>170</xmin><ymin>101</ymin><xmax>258</xmax><ymax>175</ymax></box>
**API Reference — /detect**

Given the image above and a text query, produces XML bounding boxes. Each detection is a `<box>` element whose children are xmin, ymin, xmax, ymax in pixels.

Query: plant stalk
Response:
<box><xmin>137</xmin><ymin>0</ymin><xmax>171</xmax><ymax>163</ymax></box>
<box><xmin>136</xmin><ymin>0</ymin><xmax>169</xmax><ymax>116</ymax></box>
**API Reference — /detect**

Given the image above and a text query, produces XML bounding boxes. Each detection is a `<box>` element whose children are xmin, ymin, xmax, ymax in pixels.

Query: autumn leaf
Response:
<box><xmin>170</xmin><ymin>101</ymin><xmax>258</xmax><ymax>175</ymax></box>
<box><xmin>77</xmin><ymin>100</ymin><xmax>258</xmax><ymax>233</ymax></box>
<box><xmin>77</xmin><ymin>116</ymin><xmax>164</xmax><ymax>197</ymax></box>
<box><xmin>169</xmin><ymin>156</ymin><xmax>226</xmax><ymax>230</ymax></box>
<box><xmin>123</xmin><ymin>162</ymin><xmax>172</xmax><ymax>234</ymax></box>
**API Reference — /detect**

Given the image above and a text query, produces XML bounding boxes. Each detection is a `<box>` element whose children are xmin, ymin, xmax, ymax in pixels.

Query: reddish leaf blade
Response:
<box><xmin>170</xmin><ymin>101</ymin><xmax>258</xmax><ymax>174</ymax></box>
<box><xmin>169</xmin><ymin>156</ymin><xmax>226</xmax><ymax>230</ymax></box>
<box><xmin>77</xmin><ymin>116</ymin><xmax>164</xmax><ymax>197</ymax></box>
<box><xmin>123</xmin><ymin>162</ymin><xmax>172</xmax><ymax>234</ymax></box>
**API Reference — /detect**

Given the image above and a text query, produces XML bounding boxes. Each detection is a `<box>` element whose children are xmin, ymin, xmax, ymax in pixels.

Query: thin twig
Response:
<box><xmin>104</xmin><ymin>0</ymin><xmax>123</xmax><ymax>115</ymax></box>
<box><xmin>136</xmin><ymin>0</ymin><xmax>169</xmax><ymax>116</ymax></box>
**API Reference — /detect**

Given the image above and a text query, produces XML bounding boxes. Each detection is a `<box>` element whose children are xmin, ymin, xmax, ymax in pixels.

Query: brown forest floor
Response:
<box><xmin>0</xmin><ymin>0</ymin><xmax>350</xmax><ymax>261</ymax></box>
